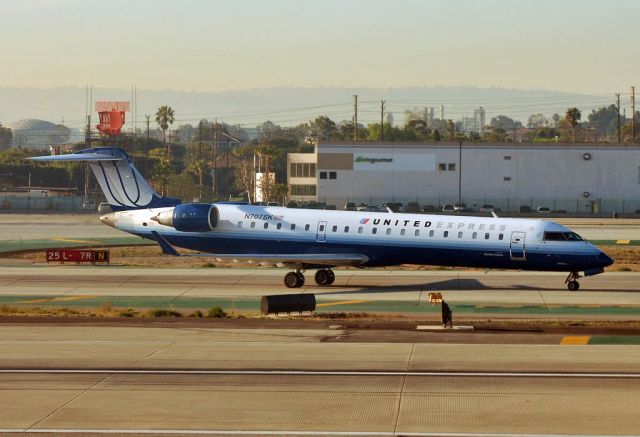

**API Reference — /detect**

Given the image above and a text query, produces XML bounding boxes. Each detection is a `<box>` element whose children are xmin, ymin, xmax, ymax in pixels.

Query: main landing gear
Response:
<box><xmin>284</xmin><ymin>270</ymin><xmax>305</xmax><ymax>288</ymax></box>
<box><xmin>565</xmin><ymin>271</ymin><xmax>581</xmax><ymax>291</ymax></box>
<box><xmin>314</xmin><ymin>269</ymin><xmax>335</xmax><ymax>286</ymax></box>
<box><xmin>283</xmin><ymin>269</ymin><xmax>335</xmax><ymax>288</ymax></box>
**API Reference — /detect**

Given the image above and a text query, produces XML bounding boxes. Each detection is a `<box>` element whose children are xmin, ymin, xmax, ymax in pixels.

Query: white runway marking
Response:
<box><xmin>0</xmin><ymin>369</ymin><xmax>639</xmax><ymax>378</ymax></box>
<box><xmin>0</xmin><ymin>428</ymin><xmax>637</xmax><ymax>436</ymax></box>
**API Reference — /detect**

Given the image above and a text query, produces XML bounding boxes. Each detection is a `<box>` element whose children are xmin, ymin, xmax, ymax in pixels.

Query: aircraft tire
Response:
<box><xmin>296</xmin><ymin>272</ymin><xmax>305</xmax><ymax>287</ymax></box>
<box><xmin>567</xmin><ymin>280</ymin><xmax>580</xmax><ymax>291</ymax></box>
<box><xmin>314</xmin><ymin>269</ymin><xmax>329</xmax><ymax>286</ymax></box>
<box><xmin>326</xmin><ymin>269</ymin><xmax>335</xmax><ymax>285</ymax></box>
<box><xmin>284</xmin><ymin>272</ymin><xmax>301</xmax><ymax>288</ymax></box>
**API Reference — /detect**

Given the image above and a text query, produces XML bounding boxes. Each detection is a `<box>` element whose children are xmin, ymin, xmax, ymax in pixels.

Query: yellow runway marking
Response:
<box><xmin>561</xmin><ymin>336</ymin><xmax>591</xmax><ymax>345</ymax></box>
<box><xmin>20</xmin><ymin>296</ymin><xmax>94</xmax><ymax>304</ymax></box>
<box><xmin>317</xmin><ymin>299</ymin><xmax>368</xmax><ymax>308</ymax></box>
<box><xmin>51</xmin><ymin>238</ymin><xmax>102</xmax><ymax>244</ymax></box>
<box><xmin>616</xmin><ymin>239</ymin><xmax>631</xmax><ymax>245</ymax></box>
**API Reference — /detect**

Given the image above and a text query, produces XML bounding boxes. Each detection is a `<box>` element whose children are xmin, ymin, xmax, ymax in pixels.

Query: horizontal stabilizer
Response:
<box><xmin>28</xmin><ymin>152</ymin><xmax>121</xmax><ymax>162</ymax></box>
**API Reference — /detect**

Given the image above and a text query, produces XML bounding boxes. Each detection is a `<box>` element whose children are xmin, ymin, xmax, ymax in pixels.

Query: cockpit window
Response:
<box><xmin>565</xmin><ymin>232</ymin><xmax>584</xmax><ymax>241</ymax></box>
<box><xmin>544</xmin><ymin>231</ymin><xmax>584</xmax><ymax>242</ymax></box>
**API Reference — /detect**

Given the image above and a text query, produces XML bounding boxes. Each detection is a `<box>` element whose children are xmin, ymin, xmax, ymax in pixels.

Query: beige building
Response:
<box><xmin>287</xmin><ymin>141</ymin><xmax>640</xmax><ymax>213</ymax></box>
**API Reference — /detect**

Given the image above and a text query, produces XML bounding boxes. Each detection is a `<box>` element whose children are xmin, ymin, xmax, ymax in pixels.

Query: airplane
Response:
<box><xmin>30</xmin><ymin>147</ymin><xmax>614</xmax><ymax>290</ymax></box>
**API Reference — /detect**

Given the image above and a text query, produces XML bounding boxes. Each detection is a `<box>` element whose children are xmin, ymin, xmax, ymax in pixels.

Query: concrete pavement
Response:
<box><xmin>0</xmin><ymin>324</ymin><xmax>639</xmax><ymax>435</ymax></box>
<box><xmin>0</xmin><ymin>267</ymin><xmax>639</xmax><ymax>310</ymax></box>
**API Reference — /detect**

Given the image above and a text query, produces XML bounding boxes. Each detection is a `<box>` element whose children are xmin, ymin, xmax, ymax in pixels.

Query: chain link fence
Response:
<box><xmin>0</xmin><ymin>195</ymin><xmax>87</xmax><ymax>212</ymax></box>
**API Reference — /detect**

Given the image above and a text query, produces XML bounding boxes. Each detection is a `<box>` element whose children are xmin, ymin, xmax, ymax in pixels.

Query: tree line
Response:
<box><xmin>1</xmin><ymin>103</ymin><xmax>638</xmax><ymax>204</ymax></box>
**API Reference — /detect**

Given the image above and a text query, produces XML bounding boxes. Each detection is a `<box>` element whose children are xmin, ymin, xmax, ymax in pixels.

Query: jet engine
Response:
<box><xmin>153</xmin><ymin>203</ymin><xmax>218</xmax><ymax>232</ymax></box>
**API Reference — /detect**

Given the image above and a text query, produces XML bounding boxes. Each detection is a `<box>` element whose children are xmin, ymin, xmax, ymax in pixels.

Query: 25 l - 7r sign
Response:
<box><xmin>46</xmin><ymin>249</ymin><xmax>110</xmax><ymax>264</ymax></box>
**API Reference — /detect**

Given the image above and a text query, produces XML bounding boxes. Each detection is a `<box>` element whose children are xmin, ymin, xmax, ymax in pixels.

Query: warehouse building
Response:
<box><xmin>287</xmin><ymin>141</ymin><xmax>640</xmax><ymax>214</ymax></box>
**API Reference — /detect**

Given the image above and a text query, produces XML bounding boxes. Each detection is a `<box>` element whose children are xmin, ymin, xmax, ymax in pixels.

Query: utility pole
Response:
<box><xmin>198</xmin><ymin>120</ymin><xmax>203</xmax><ymax>159</ymax></box>
<box><xmin>632</xmin><ymin>86</ymin><xmax>636</xmax><ymax>142</ymax></box>
<box><xmin>225</xmin><ymin>131</ymin><xmax>230</xmax><ymax>200</ymax></box>
<box><xmin>380</xmin><ymin>100</ymin><xmax>385</xmax><ymax>141</ymax></box>
<box><xmin>85</xmin><ymin>115</ymin><xmax>91</xmax><ymax>146</ymax></box>
<box><xmin>458</xmin><ymin>140</ymin><xmax>462</xmax><ymax>207</ymax></box>
<box><xmin>616</xmin><ymin>93</ymin><xmax>621</xmax><ymax>144</ymax></box>
<box><xmin>145</xmin><ymin>115</ymin><xmax>150</xmax><ymax>149</ymax></box>
<box><xmin>213</xmin><ymin>120</ymin><xmax>219</xmax><ymax>198</ymax></box>
<box><xmin>353</xmin><ymin>95</ymin><xmax>358</xmax><ymax>141</ymax></box>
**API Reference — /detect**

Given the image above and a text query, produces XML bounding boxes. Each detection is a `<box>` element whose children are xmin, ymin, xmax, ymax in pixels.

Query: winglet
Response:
<box><xmin>150</xmin><ymin>231</ymin><xmax>180</xmax><ymax>256</ymax></box>
<box><xmin>491</xmin><ymin>211</ymin><xmax>499</xmax><ymax>218</ymax></box>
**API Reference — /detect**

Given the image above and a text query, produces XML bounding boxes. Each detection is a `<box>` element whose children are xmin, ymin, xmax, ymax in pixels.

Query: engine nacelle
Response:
<box><xmin>154</xmin><ymin>203</ymin><xmax>218</xmax><ymax>232</ymax></box>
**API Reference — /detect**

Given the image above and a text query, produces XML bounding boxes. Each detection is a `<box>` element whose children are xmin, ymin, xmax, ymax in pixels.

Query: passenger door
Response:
<box><xmin>316</xmin><ymin>221</ymin><xmax>327</xmax><ymax>243</ymax></box>
<box><xmin>510</xmin><ymin>231</ymin><xmax>526</xmax><ymax>261</ymax></box>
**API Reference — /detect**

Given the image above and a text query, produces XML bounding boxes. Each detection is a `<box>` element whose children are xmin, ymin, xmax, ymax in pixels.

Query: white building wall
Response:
<box><xmin>290</xmin><ymin>143</ymin><xmax>640</xmax><ymax>213</ymax></box>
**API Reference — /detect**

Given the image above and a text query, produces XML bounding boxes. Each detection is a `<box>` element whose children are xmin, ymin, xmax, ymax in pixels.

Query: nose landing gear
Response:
<box><xmin>565</xmin><ymin>271</ymin><xmax>580</xmax><ymax>291</ymax></box>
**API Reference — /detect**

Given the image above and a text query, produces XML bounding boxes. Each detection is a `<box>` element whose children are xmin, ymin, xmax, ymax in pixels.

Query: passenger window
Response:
<box><xmin>251</xmin><ymin>222</ymin><xmax>256</xmax><ymax>229</ymax></box>
<box><xmin>264</xmin><ymin>222</ymin><xmax>269</xmax><ymax>229</ymax></box>
<box><xmin>472</xmin><ymin>232</ymin><xmax>477</xmax><ymax>239</ymax></box>
<box><xmin>291</xmin><ymin>224</ymin><xmax>296</xmax><ymax>231</ymax></box>
<box><xmin>332</xmin><ymin>225</ymin><xmax>337</xmax><ymax>232</ymax></box>
<box><xmin>344</xmin><ymin>226</ymin><xmax>349</xmax><ymax>233</ymax></box>
<box><xmin>485</xmin><ymin>233</ymin><xmax>490</xmax><ymax>239</ymax></box>
<box><xmin>415</xmin><ymin>230</ymin><xmax>420</xmax><ymax>236</ymax></box>
<box><xmin>372</xmin><ymin>228</ymin><xmax>377</xmax><ymax>234</ymax></box>
<box><xmin>429</xmin><ymin>230</ymin><xmax>434</xmax><ymax>237</ymax></box>
<box><xmin>358</xmin><ymin>227</ymin><xmax>363</xmax><ymax>234</ymax></box>
<box><xmin>458</xmin><ymin>231</ymin><xmax>463</xmax><ymax>238</ymax></box>
<box><xmin>444</xmin><ymin>231</ymin><xmax>449</xmax><ymax>238</ymax></box>
<box><xmin>386</xmin><ymin>228</ymin><xmax>392</xmax><ymax>235</ymax></box>
<box><xmin>237</xmin><ymin>221</ymin><xmax>242</xmax><ymax>228</ymax></box>
<box><xmin>276</xmin><ymin>223</ymin><xmax>282</xmax><ymax>230</ymax></box>
<box><xmin>499</xmin><ymin>233</ymin><xmax>504</xmax><ymax>240</ymax></box>
<box><xmin>305</xmin><ymin>224</ymin><xmax>310</xmax><ymax>231</ymax></box>
<box><xmin>401</xmin><ymin>229</ymin><xmax>406</xmax><ymax>236</ymax></box>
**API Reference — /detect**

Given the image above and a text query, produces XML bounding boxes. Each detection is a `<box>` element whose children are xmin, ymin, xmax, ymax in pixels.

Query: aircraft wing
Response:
<box><xmin>150</xmin><ymin>231</ymin><xmax>368</xmax><ymax>267</ymax></box>
<box><xmin>190</xmin><ymin>253</ymin><xmax>368</xmax><ymax>267</ymax></box>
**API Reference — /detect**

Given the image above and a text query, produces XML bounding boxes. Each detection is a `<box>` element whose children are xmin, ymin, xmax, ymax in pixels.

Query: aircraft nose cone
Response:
<box><xmin>597</xmin><ymin>251</ymin><xmax>614</xmax><ymax>268</ymax></box>
<box><xmin>100</xmin><ymin>212</ymin><xmax>116</xmax><ymax>228</ymax></box>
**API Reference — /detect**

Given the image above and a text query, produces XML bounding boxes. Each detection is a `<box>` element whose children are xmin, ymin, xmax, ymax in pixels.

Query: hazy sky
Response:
<box><xmin>1</xmin><ymin>0</ymin><xmax>638</xmax><ymax>94</ymax></box>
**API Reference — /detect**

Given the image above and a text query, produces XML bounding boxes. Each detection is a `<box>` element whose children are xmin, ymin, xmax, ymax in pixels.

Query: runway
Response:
<box><xmin>1</xmin><ymin>217</ymin><xmax>639</xmax><ymax>434</ymax></box>
<box><xmin>0</xmin><ymin>267</ymin><xmax>640</xmax><ymax>318</ymax></box>
<box><xmin>0</xmin><ymin>324</ymin><xmax>639</xmax><ymax>435</ymax></box>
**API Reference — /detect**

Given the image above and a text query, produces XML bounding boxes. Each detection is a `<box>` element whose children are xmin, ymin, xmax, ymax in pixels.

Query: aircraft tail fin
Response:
<box><xmin>29</xmin><ymin>147</ymin><xmax>180</xmax><ymax>211</ymax></box>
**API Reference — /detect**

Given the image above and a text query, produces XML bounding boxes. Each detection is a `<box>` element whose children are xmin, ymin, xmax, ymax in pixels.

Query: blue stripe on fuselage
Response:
<box><xmin>128</xmin><ymin>229</ymin><xmax>605</xmax><ymax>272</ymax></box>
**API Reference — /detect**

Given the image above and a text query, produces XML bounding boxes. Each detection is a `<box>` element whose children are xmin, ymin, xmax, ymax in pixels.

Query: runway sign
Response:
<box><xmin>46</xmin><ymin>249</ymin><xmax>110</xmax><ymax>265</ymax></box>
<box><xmin>428</xmin><ymin>292</ymin><xmax>443</xmax><ymax>304</ymax></box>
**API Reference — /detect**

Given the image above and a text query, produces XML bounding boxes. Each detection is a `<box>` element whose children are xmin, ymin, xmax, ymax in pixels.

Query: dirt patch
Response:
<box><xmin>599</xmin><ymin>245</ymin><xmax>640</xmax><ymax>272</ymax></box>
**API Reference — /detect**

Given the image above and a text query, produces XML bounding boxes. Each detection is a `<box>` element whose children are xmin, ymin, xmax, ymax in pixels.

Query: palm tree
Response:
<box><xmin>565</xmin><ymin>107</ymin><xmax>582</xmax><ymax>143</ymax></box>
<box><xmin>189</xmin><ymin>158</ymin><xmax>208</xmax><ymax>201</ymax></box>
<box><xmin>446</xmin><ymin>119</ymin><xmax>456</xmax><ymax>141</ymax></box>
<box><xmin>155</xmin><ymin>106</ymin><xmax>175</xmax><ymax>158</ymax></box>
